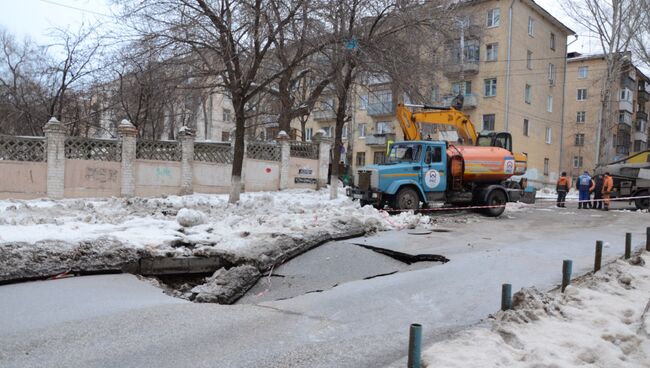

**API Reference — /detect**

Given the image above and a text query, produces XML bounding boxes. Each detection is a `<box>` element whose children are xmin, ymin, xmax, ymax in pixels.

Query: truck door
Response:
<box><xmin>421</xmin><ymin>144</ymin><xmax>447</xmax><ymax>193</ymax></box>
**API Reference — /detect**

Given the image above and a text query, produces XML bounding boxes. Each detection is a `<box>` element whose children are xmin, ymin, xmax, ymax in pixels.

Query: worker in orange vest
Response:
<box><xmin>602</xmin><ymin>172</ymin><xmax>614</xmax><ymax>211</ymax></box>
<box><xmin>556</xmin><ymin>171</ymin><xmax>570</xmax><ymax>207</ymax></box>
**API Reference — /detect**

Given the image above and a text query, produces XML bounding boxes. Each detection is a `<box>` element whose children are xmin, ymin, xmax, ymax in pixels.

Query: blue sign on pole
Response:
<box><xmin>346</xmin><ymin>38</ymin><xmax>358</xmax><ymax>50</ymax></box>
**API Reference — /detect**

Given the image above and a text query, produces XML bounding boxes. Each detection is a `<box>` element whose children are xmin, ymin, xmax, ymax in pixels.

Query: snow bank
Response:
<box><xmin>423</xmin><ymin>254</ymin><xmax>650</xmax><ymax>367</ymax></box>
<box><xmin>536</xmin><ymin>188</ymin><xmax>579</xmax><ymax>200</ymax></box>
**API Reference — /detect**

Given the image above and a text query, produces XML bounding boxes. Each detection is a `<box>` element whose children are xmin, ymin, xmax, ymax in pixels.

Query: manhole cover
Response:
<box><xmin>408</xmin><ymin>230</ymin><xmax>432</xmax><ymax>235</ymax></box>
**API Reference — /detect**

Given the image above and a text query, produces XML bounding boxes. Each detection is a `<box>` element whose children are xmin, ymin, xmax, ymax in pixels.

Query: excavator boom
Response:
<box><xmin>396</xmin><ymin>103</ymin><xmax>479</xmax><ymax>144</ymax></box>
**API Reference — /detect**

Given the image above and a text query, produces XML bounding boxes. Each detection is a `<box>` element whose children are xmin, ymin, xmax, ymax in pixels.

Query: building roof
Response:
<box><xmin>461</xmin><ymin>0</ymin><xmax>575</xmax><ymax>35</ymax></box>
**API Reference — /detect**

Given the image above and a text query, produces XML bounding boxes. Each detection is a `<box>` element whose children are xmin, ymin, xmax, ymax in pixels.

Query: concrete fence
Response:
<box><xmin>0</xmin><ymin>118</ymin><xmax>331</xmax><ymax>199</ymax></box>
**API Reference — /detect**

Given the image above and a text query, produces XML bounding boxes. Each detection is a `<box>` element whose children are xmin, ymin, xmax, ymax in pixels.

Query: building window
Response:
<box><xmin>548</xmin><ymin>63</ymin><xmax>556</xmax><ymax>85</ymax></box>
<box><xmin>487</xmin><ymin>8</ymin><xmax>500</xmax><ymax>28</ymax></box>
<box><xmin>544</xmin><ymin>158</ymin><xmax>549</xmax><ymax>175</ymax></box>
<box><xmin>452</xmin><ymin>81</ymin><xmax>472</xmax><ymax>96</ymax></box>
<box><xmin>221</xmin><ymin>131</ymin><xmax>230</xmax><ymax>141</ymax></box>
<box><xmin>524</xmin><ymin>84</ymin><xmax>532</xmax><ymax>104</ymax></box>
<box><xmin>359</xmin><ymin>94</ymin><xmax>368</xmax><ymax>110</ymax></box>
<box><xmin>322</xmin><ymin>126</ymin><xmax>332</xmax><ymax>137</ymax></box>
<box><xmin>222</xmin><ymin>109</ymin><xmax>232</xmax><ymax>122</ymax></box>
<box><xmin>486</xmin><ymin>43</ymin><xmax>498</xmax><ymax>61</ymax></box>
<box><xmin>634</xmin><ymin>140</ymin><xmax>643</xmax><ymax>152</ymax></box>
<box><xmin>431</xmin><ymin>86</ymin><xmax>439</xmax><ymax>103</ymax></box>
<box><xmin>550</xmin><ymin>32</ymin><xmax>556</xmax><ymax>50</ymax></box>
<box><xmin>577</xmin><ymin>88</ymin><xmax>587</xmax><ymax>101</ymax></box>
<box><xmin>578</xmin><ymin>66</ymin><xmax>588</xmax><ymax>79</ymax></box>
<box><xmin>620</xmin><ymin>88</ymin><xmax>632</xmax><ymax>102</ymax></box>
<box><xmin>484</xmin><ymin>78</ymin><xmax>497</xmax><ymax>97</ymax></box>
<box><xmin>356</xmin><ymin>152</ymin><xmax>366</xmax><ymax>167</ymax></box>
<box><xmin>483</xmin><ymin>114</ymin><xmax>496</xmax><ymax>131</ymax></box>
<box><xmin>575</xmin><ymin>133</ymin><xmax>585</xmax><ymax>146</ymax></box>
<box><xmin>373</xmin><ymin>151</ymin><xmax>385</xmax><ymax>164</ymax></box>
<box><xmin>342</xmin><ymin>124</ymin><xmax>348</xmax><ymax>140</ymax></box>
<box><xmin>376</xmin><ymin>121</ymin><xmax>392</xmax><ymax>134</ymax></box>
<box><xmin>528</xmin><ymin>17</ymin><xmax>535</xmax><ymax>36</ymax></box>
<box><xmin>523</xmin><ymin>119</ymin><xmax>529</xmax><ymax>136</ymax></box>
<box><xmin>576</xmin><ymin>111</ymin><xmax>586</xmax><ymax>123</ymax></box>
<box><xmin>358</xmin><ymin>123</ymin><xmax>366</xmax><ymax>138</ymax></box>
<box><xmin>305</xmin><ymin>127</ymin><xmax>313</xmax><ymax>141</ymax></box>
<box><xmin>573</xmin><ymin>156</ymin><xmax>583</xmax><ymax>168</ymax></box>
<box><xmin>545</xmin><ymin>127</ymin><xmax>552</xmax><ymax>144</ymax></box>
<box><xmin>547</xmin><ymin>95</ymin><xmax>553</xmax><ymax>112</ymax></box>
<box><xmin>619</xmin><ymin>111</ymin><xmax>632</xmax><ymax>125</ymax></box>
<box><xmin>526</xmin><ymin>50</ymin><xmax>533</xmax><ymax>70</ymax></box>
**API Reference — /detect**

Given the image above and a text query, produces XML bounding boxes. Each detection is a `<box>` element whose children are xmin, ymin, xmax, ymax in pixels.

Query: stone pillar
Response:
<box><xmin>118</xmin><ymin>119</ymin><xmax>138</xmax><ymax>197</ymax></box>
<box><xmin>43</xmin><ymin>117</ymin><xmax>66</xmax><ymax>199</ymax></box>
<box><xmin>178</xmin><ymin>126</ymin><xmax>195</xmax><ymax>195</ymax></box>
<box><xmin>277</xmin><ymin>131</ymin><xmax>290</xmax><ymax>190</ymax></box>
<box><xmin>313</xmin><ymin>130</ymin><xmax>331</xmax><ymax>190</ymax></box>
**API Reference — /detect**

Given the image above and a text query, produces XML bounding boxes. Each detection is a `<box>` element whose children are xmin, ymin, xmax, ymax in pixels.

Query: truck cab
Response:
<box><xmin>348</xmin><ymin>141</ymin><xmax>448</xmax><ymax>210</ymax></box>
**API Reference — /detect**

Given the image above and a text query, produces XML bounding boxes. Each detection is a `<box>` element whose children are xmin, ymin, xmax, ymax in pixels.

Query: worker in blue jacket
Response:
<box><xmin>576</xmin><ymin>171</ymin><xmax>594</xmax><ymax>209</ymax></box>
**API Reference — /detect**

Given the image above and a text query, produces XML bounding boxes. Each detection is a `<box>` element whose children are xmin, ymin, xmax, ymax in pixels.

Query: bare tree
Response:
<box><xmin>632</xmin><ymin>1</ymin><xmax>650</xmax><ymax>69</ymax></box>
<box><xmin>562</xmin><ymin>0</ymin><xmax>646</xmax><ymax>164</ymax></box>
<box><xmin>119</xmin><ymin>0</ymin><xmax>313</xmax><ymax>203</ymax></box>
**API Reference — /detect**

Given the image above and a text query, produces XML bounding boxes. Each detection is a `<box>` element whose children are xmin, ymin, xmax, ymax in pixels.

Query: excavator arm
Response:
<box><xmin>396</xmin><ymin>103</ymin><xmax>479</xmax><ymax>144</ymax></box>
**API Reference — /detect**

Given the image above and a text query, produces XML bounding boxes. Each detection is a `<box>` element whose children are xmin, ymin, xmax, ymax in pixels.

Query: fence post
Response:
<box><xmin>178</xmin><ymin>127</ymin><xmax>195</xmax><ymax>195</ymax></box>
<box><xmin>407</xmin><ymin>323</ymin><xmax>422</xmax><ymax>368</ymax></box>
<box><xmin>43</xmin><ymin>117</ymin><xmax>66</xmax><ymax>199</ymax></box>
<box><xmin>278</xmin><ymin>131</ymin><xmax>290</xmax><ymax>190</ymax></box>
<box><xmin>313</xmin><ymin>132</ymin><xmax>331</xmax><ymax>190</ymax></box>
<box><xmin>625</xmin><ymin>233</ymin><xmax>632</xmax><ymax>259</ymax></box>
<box><xmin>646</xmin><ymin>227</ymin><xmax>650</xmax><ymax>252</ymax></box>
<box><xmin>562</xmin><ymin>260</ymin><xmax>572</xmax><ymax>292</ymax></box>
<box><xmin>501</xmin><ymin>283</ymin><xmax>512</xmax><ymax>311</ymax></box>
<box><xmin>118</xmin><ymin>120</ymin><xmax>137</xmax><ymax>197</ymax></box>
<box><xmin>594</xmin><ymin>240</ymin><xmax>603</xmax><ymax>272</ymax></box>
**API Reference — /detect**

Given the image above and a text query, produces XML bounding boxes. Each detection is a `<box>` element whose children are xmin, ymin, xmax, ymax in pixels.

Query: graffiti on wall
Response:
<box><xmin>85</xmin><ymin>167</ymin><xmax>118</xmax><ymax>183</ymax></box>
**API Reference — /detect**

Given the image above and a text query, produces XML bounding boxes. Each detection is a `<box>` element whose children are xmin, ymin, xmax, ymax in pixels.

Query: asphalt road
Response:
<box><xmin>1</xmin><ymin>202</ymin><xmax>648</xmax><ymax>368</ymax></box>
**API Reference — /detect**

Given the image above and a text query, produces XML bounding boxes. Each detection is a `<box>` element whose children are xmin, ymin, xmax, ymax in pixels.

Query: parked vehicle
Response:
<box><xmin>595</xmin><ymin>150</ymin><xmax>650</xmax><ymax>210</ymax></box>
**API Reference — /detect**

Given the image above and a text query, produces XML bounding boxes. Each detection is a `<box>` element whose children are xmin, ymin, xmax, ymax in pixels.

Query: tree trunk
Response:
<box><xmin>229</xmin><ymin>101</ymin><xmax>246</xmax><ymax>204</ymax></box>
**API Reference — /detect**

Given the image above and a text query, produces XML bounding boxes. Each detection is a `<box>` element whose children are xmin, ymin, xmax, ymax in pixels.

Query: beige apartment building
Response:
<box><xmin>562</xmin><ymin>53</ymin><xmax>650</xmax><ymax>177</ymax></box>
<box><xmin>299</xmin><ymin>0</ymin><xmax>574</xmax><ymax>187</ymax></box>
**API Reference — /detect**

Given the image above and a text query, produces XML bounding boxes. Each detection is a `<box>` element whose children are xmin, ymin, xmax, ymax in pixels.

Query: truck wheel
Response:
<box><xmin>635</xmin><ymin>190</ymin><xmax>649</xmax><ymax>210</ymax></box>
<box><xmin>483</xmin><ymin>190</ymin><xmax>506</xmax><ymax>217</ymax></box>
<box><xmin>393</xmin><ymin>187</ymin><xmax>420</xmax><ymax>210</ymax></box>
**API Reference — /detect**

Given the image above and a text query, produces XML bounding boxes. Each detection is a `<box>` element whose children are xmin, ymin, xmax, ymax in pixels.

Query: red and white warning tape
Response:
<box><xmin>380</xmin><ymin>194</ymin><xmax>650</xmax><ymax>214</ymax></box>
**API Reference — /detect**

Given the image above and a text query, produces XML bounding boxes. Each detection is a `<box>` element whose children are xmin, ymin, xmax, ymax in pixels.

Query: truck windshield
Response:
<box><xmin>386</xmin><ymin>143</ymin><xmax>422</xmax><ymax>163</ymax></box>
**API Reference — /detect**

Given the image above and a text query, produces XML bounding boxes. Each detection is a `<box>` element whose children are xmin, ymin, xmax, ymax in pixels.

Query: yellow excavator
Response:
<box><xmin>396</xmin><ymin>102</ymin><xmax>528</xmax><ymax>176</ymax></box>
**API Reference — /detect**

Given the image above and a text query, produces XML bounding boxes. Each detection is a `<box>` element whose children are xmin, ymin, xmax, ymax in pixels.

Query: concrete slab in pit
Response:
<box><xmin>237</xmin><ymin>240</ymin><xmax>441</xmax><ymax>304</ymax></box>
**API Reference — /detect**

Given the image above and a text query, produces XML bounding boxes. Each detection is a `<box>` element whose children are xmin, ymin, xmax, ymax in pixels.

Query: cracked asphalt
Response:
<box><xmin>1</xmin><ymin>202</ymin><xmax>648</xmax><ymax>368</ymax></box>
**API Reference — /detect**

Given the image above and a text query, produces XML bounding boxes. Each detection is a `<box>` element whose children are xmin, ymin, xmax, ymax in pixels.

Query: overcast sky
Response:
<box><xmin>0</xmin><ymin>0</ymin><xmax>596</xmax><ymax>52</ymax></box>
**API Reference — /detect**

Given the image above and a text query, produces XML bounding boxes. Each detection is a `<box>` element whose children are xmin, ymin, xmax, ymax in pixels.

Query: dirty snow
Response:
<box><xmin>536</xmin><ymin>187</ymin><xmax>579</xmax><ymax>200</ymax></box>
<box><xmin>0</xmin><ymin>188</ymin><xmax>432</xmax><ymax>255</ymax></box>
<box><xmin>423</xmin><ymin>254</ymin><xmax>650</xmax><ymax>368</ymax></box>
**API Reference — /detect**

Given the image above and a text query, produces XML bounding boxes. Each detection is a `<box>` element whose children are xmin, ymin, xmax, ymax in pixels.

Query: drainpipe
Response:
<box><xmin>504</xmin><ymin>0</ymin><xmax>516</xmax><ymax>132</ymax></box>
<box><xmin>559</xmin><ymin>35</ymin><xmax>579</xmax><ymax>174</ymax></box>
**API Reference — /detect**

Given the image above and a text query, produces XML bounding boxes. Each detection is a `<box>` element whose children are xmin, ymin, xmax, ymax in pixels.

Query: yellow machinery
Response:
<box><xmin>396</xmin><ymin>103</ymin><xmax>527</xmax><ymax>176</ymax></box>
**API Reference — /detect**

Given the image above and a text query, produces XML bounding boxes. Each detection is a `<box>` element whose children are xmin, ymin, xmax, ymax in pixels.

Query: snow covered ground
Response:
<box><xmin>423</xmin><ymin>254</ymin><xmax>650</xmax><ymax>367</ymax></box>
<box><xmin>535</xmin><ymin>187</ymin><xmax>579</xmax><ymax>200</ymax></box>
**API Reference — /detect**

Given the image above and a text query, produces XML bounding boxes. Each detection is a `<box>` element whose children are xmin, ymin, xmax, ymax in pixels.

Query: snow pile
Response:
<box><xmin>0</xmin><ymin>188</ymin><xmax>429</xmax><ymax>256</ymax></box>
<box><xmin>423</xmin><ymin>254</ymin><xmax>650</xmax><ymax>367</ymax></box>
<box><xmin>176</xmin><ymin>208</ymin><xmax>206</xmax><ymax>227</ymax></box>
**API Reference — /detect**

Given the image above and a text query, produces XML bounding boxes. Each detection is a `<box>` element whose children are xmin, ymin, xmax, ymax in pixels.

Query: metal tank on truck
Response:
<box><xmin>594</xmin><ymin>150</ymin><xmax>650</xmax><ymax>210</ymax></box>
<box><xmin>346</xmin><ymin>101</ymin><xmax>530</xmax><ymax>217</ymax></box>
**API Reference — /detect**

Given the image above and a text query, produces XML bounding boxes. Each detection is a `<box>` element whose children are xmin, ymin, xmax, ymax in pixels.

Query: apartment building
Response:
<box><xmin>562</xmin><ymin>53</ymin><xmax>650</xmax><ymax>177</ymax></box>
<box><xmin>300</xmin><ymin>0</ymin><xmax>574</xmax><ymax>187</ymax></box>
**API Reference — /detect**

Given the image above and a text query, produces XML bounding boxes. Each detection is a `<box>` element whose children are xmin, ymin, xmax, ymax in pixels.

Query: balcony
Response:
<box><xmin>367</xmin><ymin>103</ymin><xmax>395</xmax><ymax>116</ymax></box>
<box><xmin>444</xmin><ymin>60</ymin><xmax>479</xmax><ymax>77</ymax></box>
<box><xmin>440</xmin><ymin>93</ymin><xmax>478</xmax><ymax>109</ymax></box>
<box><xmin>365</xmin><ymin>133</ymin><xmax>396</xmax><ymax>146</ymax></box>
<box><xmin>633</xmin><ymin>131</ymin><xmax>648</xmax><ymax>143</ymax></box>
<box><xmin>620</xmin><ymin>99</ymin><xmax>634</xmax><ymax>113</ymax></box>
<box><xmin>638</xmin><ymin>89</ymin><xmax>649</xmax><ymax>102</ymax></box>
<box><xmin>312</xmin><ymin>109</ymin><xmax>335</xmax><ymax>121</ymax></box>
<box><xmin>637</xmin><ymin>111</ymin><xmax>648</xmax><ymax>122</ymax></box>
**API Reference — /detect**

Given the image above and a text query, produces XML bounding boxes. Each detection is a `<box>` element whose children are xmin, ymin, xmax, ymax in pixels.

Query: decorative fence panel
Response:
<box><xmin>194</xmin><ymin>142</ymin><xmax>233</xmax><ymax>164</ymax></box>
<box><xmin>290</xmin><ymin>141</ymin><xmax>319</xmax><ymax>159</ymax></box>
<box><xmin>136</xmin><ymin>140</ymin><xmax>181</xmax><ymax>161</ymax></box>
<box><xmin>247</xmin><ymin>142</ymin><xmax>281</xmax><ymax>161</ymax></box>
<box><xmin>0</xmin><ymin>135</ymin><xmax>47</xmax><ymax>162</ymax></box>
<box><xmin>65</xmin><ymin>137</ymin><xmax>121</xmax><ymax>162</ymax></box>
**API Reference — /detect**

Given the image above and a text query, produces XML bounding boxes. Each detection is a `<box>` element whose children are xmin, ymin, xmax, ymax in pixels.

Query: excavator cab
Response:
<box><xmin>477</xmin><ymin>132</ymin><xmax>513</xmax><ymax>152</ymax></box>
